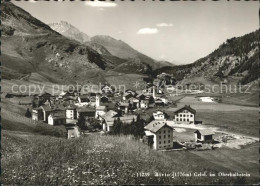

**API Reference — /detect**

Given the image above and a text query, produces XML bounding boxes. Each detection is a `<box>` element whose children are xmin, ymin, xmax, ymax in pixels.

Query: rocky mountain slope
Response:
<box><xmin>155</xmin><ymin>29</ymin><xmax>259</xmax><ymax>85</ymax></box>
<box><xmin>1</xmin><ymin>2</ymin><xmax>112</xmax><ymax>84</ymax></box>
<box><xmin>49</xmin><ymin>21</ymin><xmax>91</xmax><ymax>43</ymax></box>
<box><xmin>49</xmin><ymin>22</ymin><xmax>174</xmax><ymax>71</ymax></box>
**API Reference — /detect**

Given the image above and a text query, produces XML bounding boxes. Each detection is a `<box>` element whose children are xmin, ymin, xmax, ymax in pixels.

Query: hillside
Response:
<box><xmin>155</xmin><ymin>29</ymin><xmax>259</xmax><ymax>85</ymax></box>
<box><xmin>1</xmin><ymin>2</ymin><xmax>113</xmax><ymax>84</ymax></box>
<box><xmin>1</xmin><ymin>131</ymin><xmax>256</xmax><ymax>185</ymax></box>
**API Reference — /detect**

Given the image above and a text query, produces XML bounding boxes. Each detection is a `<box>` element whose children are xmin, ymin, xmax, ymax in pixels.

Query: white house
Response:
<box><xmin>77</xmin><ymin>95</ymin><xmax>90</xmax><ymax>107</ymax></box>
<box><xmin>140</xmin><ymin>100</ymin><xmax>149</xmax><ymax>109</ymax></box>
<box><xmin>96</xmin><ymin>105</ymin><xmax>107</xmax><ymax>118</ymax></box>
<box><xmin>66</xmin><ymin>105</ymin><xmax>77</xmax><ymax>119</ymax></box>
<box><xmin>48</xmin><ymin>113</ymin><xmax>66</xmax><ymax>125</ymax></box>
<box><xmin>67</xmin><ymin>125</ymin><xmax>80</xmax><ymax>139</ymax></box>
<box><xmin>144</xmin><ymin>121</ymin><xmax>173</xmax><ymax>150</ymax></box>
<box><xmin>32</xmin><ymin>107</ymin><xmax>44</xmax><ymax>121</ymax></box>
<box><xmin>101</xmin><ymin>85</ymin><xmax>113</xmax><ymax>94</ymax></box>
<box><xmin>153</xmin><ymin>110</ymin><xmax>166</xmax><ymax>120</ymax></box>
<box><xmin>101</xmin><ymin>110</ymin><xmax>118</xmax><ymax>132</ymax></box>
<box><xmin>194</xmin><ymin>129</ymin><xmax>215</xmax><ymax>143</ymax></box>
<box><xmin>174</xmin><ymin>105</ymin><xmax>196</xmax><ymax>124</ymax></box>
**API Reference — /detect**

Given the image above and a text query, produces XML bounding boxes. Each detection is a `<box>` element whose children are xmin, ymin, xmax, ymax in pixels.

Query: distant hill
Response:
<box><xmin>90</xmin><ymin>35</ymin><xmax>170</xmax><ymax>70</ymax></box>
<box><xmin>155</xmin><ymin>29</ymin><xmax>259</xmax><ymax>85</ymax></box>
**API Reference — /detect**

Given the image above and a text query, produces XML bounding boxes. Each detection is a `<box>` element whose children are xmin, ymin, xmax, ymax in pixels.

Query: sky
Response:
<box><xmin>14</xmin><ymin>0</ymin><xmax>259</xmax><ymax>65</ymax></box>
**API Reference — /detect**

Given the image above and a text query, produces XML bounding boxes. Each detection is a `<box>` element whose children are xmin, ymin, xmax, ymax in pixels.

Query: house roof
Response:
<box><xmin>96</xmin><ymin>106</ymin><xmax>106</xmax><ymax>110</ymax></box>
<box><xmin>144</xmin><ymin>120</ymin><xmax>172</xmax><ymax>133</ymax></box>
<box><xmin>79</xmin><ymin>95</ymin><xmax>90</xmax><ymax>99</ymax></box>
<box><xmin>194</xmin><ymin>129</ymin><xmax>215</xmax><ymax>136</ymax></box>
<box><xmin>173</xmin><ymin>105</ymin><xmax>196</xmax><ymax>114</ymax></box>
<box><xmin>119</xmin><ymin>102</ymin><xmax>129</xmax><ymax>107</ymax></box>
<box><xmin>53</xmin><ymin>104</ymin><xmax>66</xmax><ymax>111</ymax></box>
<box><xmin>77</xmin><ymin>107</ymin><xmax>95</xmax><ymax>112</ymax></box>
<box><xmin>49</xmin><ymin>113</ymin><xmax>66</xmax><ymax>119</ymax></box>
<box><xmin>102</xmin><ymin>110</ymin><xmax>118</xmax><ymax>121</ymax></box>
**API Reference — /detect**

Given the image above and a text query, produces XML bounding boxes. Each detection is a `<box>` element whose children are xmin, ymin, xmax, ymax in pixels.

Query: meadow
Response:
<box><xmin>1</xmin><ymin>131</ymin><xmax>256</xmax><ymax>185</ymax></box>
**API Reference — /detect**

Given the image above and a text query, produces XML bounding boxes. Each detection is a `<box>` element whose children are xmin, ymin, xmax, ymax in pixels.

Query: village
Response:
<box><xmin>24</xmin><ymin>73</ymin><xmax>256</xmax><ymax>151</ymax></box>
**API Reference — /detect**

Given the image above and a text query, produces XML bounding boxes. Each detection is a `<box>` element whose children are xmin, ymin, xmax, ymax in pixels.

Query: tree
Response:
<box><xmin>77</xmin><ymin>113</ymin><xmax>86</xmax><ymax>130</ymax></box>
<box><xmin>113</xmin><ymin>117</ymin><xmax>122</xmax><ymax>135</ymax></box>
<box><xmin>25</xmin><ymin>108</ymin><xmax>32</xmax><ymax>118</ymax></box>
<box><xmin>135</xmin><ymin>114</ymin><xmax>145</xmax><ymax>138</ymax></box>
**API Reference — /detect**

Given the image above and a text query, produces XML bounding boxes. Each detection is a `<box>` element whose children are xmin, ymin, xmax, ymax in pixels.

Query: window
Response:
<box><xmin>159</xmin><ymin>136</ymin><xmax>161</xmax><ymax>139</ymax></box>
<box><xmin>168</xmin><ymin>135</ymin><xmax>170</xmax><ymax>138</ymax></box>
<box><xmin>159</xmin><ymin>141</ymin><xmax>161</xmax><ymax>144</ymax></box>
<box><xmin>183</xmin><ymin>114</ymin><xmax>185</xmax><ymax>117</ymax></box>
<box><xmin>164</xmin><ymin>130</ymin><xmax>166</xmax><ymax>133</ymax></box>
<box><xmin>187</xmin><ymin>119</ymin><xmax>189</xmax><ymax>122</ymax></box>
<box><xmin>176</xmin><ymin>118</ymin><xmax>178</xmax><ymax>121</ymax></box>
<box><xmin>168</xmin><ymin>140</ymin><xmax>170</xmax><ymax>143</ymax></box>
<box><xmin>190</xmin><ymin>115</ymin><xmax>193</xmax><ymax>117</ymax></box>
<box><xmin>168</xmin><ymin>130</ymin><xmax>170</xmax><ymax>133</ymax></box>
<box><xmin>164</xmin><ymin>141</ymin><xmax>166</xmax><ymax>144</ymax></box>
<box><xmin>159</xmin><ymin>131</ymin><xmax>161</xmax><ymax>134</ymax></box>
<box><xmin>164</xmin><ymin>135</ymin><xmax>166</xmax><ymax>139</ymax></box>
<box><xmin>180</xmin><ymin>118</ymin><xmax>182</xmax><ymax>121</ymax></box>
<box><xmin>180</xmin><ymin>114</ymin><xmax>182</xmax><ymax>117</ymax></box>
<box><xmin>184</xmin><ymin>119</ymin><xmax>186</xmax><ymax>121</ymax></box>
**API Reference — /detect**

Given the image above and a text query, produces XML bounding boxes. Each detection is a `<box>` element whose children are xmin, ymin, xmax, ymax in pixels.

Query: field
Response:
<box><xmin>1</xmin><ymin>131</ymin><xmax>257</xmax><ymax>185</ymax></box>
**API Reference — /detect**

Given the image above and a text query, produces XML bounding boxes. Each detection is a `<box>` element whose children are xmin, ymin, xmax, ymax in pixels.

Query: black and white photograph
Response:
<box><xmin>0</xmin><ymin>0</ymin><xmax>259</xmax><ymax>185</ymax></box>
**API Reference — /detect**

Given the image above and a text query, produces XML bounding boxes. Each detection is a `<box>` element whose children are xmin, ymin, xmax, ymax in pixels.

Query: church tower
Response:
<box><xmin>96</xmin><ymin>94</ymin><xmax>100</xmax><ymax>107</ymax></box>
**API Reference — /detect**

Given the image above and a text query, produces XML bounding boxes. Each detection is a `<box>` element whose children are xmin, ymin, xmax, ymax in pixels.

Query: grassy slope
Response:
<box><xmin>196</xmin><ymin>110</ymin><xmax>258</xmax><ymax>137</ymax></box>
<box><xmin>1</xmin><ymin>133</ymin><xmax>256</xmax><ymax>185</ymax></box>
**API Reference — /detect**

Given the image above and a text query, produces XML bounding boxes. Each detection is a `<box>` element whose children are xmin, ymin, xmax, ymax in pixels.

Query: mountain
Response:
<box><xmin>155</xmin><ymin>29</ymin><xmax>259</xmax><ymax>85</ymax></box>
<box><xmin>1</xmin><ymin>2</ymin><xmax>114</xmax><ymax>84</ymax></box>
<box><xmin>90</xmin><ymin>35</ymin><xmax>163</xmax><ymax>69</ymax></box>
<box><xmin>48</xmin><ymin>21</ymin><xmax>174</xmax><ymax>73</ymax></box>
<box><xmin>49</xmin><ymin>21</ymin><xmax>90</xmax><ymax>43</ymax></box>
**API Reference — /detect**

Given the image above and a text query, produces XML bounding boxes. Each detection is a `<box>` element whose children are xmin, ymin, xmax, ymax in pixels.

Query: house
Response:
<box><xmin>40</xmin><ymin>105</ymin><xmax>52</xmax><ymax>122</ymax></box>
<box><xmin>101</xmin><ymin>110</ymin><xmax>118</xmax><ymax>132</ymax></box>
<box><xmin>136</xmin><ymin>94</ymin><xmax>146</xmax><ymax>101</ymax></box>
<box><xmin>142</xmin><ymin>85</ymin><xmax>155</xmax><ymax>96</ymax></box>
<box><xmin>96</xmin><ymin>105</ymin><xmax>107</xmax><ymax>118</ymax></box>
<box><xmin>77</xmin><ymin>95</ymin><xmax>90</xmax><ymax>106</ymax></box>
<box><xmin>122</xmin><ymin>93</ymin><xmax>134</xmax><ymax>101</ymax></box>
<box><xmin>194</xmin><ymin>129</ymin><xmax>215</xmax><ymax>143</ymax></box>
<box><xmin>66</xmin><ymin>105</ymin><xmax>77</xmax><ymax>119</ymax></box>
<box><xmin>154</xmin><ymin>98</ymin><xmax>165</xmax><ymax>107</ymax></box>
<box><xmin>174</xmin><ymin>105</ymin><xmax>196</xmax><ymax>124</ymax></box>
<box><xmin>101</xmin><ymin>84</ymin><xmax>113</xmax><ymax>94</ymax></box>
<box><xmin>38</xmin><ymin>92</ymin><xmax>52</xmax><ymax>102</ymax></box>
<box><xmin>140</xmin><ymin>100</ymin><xmax>149</xmax><ymax>109</ymax></box>
<box><xmin>32</xmin><ymin>107</ymin><xmax>44</xmax><ymax>121</ymax></box>
<box><xmin>66</xmin><ymin>124</ymin><xmax>80</xmax><ymax>139</ymax></box>
<box><xmin>48</xmin><ymin>112</ymin><xmax>66</xmax><ymax>125</ymax></box>
<box><xmin>128</xmin><ymin>97</ymin><xmax>140</xmax><ymax>109</ymax></box>
<box><xmin>101</xmin><ymin>111</ymin><xmax>136</xmax><ymax>132</ymax></box>
<box><xmin>117</xmin><ymin>102</ymin><xmax>129</xmax><ymax>114</ymax></box>
<box><xmin>76</xmin><ymin>107</ymin><xmax>96</xmax><ymax>119</ymax></box>
<box><xmin>144</xmin><ymin>120</ymin><xmax>173</xmax><ymax>150</ymax></box>
<box><xmin>153</xmin><ymin>110</ymin><xmax>166</xmax><ymax>120</ymax></box>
